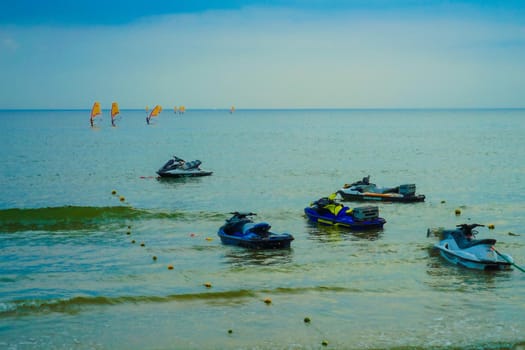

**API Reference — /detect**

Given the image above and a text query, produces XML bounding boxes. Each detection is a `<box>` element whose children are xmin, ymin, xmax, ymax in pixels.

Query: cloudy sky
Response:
<box><xmin>0</xmin><ymin>0</ymin><xmax>524</xmax><ymax>109</ymax></box>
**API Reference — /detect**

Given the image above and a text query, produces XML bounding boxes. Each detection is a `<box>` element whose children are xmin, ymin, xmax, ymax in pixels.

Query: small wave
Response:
<box><xmin>0</xmin><ymin>285</ymin><xmax>355</xmax><ymax>317</ymax></box>
<box><xmin>0</xmin><ymin>206</ymin><xmax>209</xmax><ymax>233</ymax></box>
<box><xmin>0</xmin><ymin>290</ymin><xmax>256</xmax><ymax>317</ymax></box>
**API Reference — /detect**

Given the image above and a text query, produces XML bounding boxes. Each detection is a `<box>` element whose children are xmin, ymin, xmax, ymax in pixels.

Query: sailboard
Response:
<box><xmin>90</xmin><ymin>101</ymin><xmax>101</xmax><ymax>127</ymax></box>
<box><xmin>147</xmin><ymin>104</ymin><xmax>162</xmax><ymax>124</ymax></box>
<box><xmin>111</xmin><ymin>102</ymin><xmax>120</xmax><ymax>126</ymax></box>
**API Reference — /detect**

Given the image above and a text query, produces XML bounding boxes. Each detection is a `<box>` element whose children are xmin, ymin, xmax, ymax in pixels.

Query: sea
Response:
<box><xmin>0</xmin><ymin>109</ymin><xmax>524</xmax><ymax>350</ymax></box>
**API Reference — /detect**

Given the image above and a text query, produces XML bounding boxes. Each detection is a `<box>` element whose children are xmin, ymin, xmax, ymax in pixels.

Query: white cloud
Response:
<box><xmin>0</xmin><ymin>6</ymin><xmax>524</xmax><ymax>108</ymax></box>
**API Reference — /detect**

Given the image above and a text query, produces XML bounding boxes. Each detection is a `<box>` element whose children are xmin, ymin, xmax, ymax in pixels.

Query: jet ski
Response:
<box><xmin>156</xmin><ymin>155</ymin><xmax>213</xmax><ymax>178</ymax></box>
<box><xmin>430</xmin><ymin>223</ymin><xmax>513</xmax><ymax>270</ymax></box>
<box><xmin>304</xmin><ymin>194</ymin><xmax>386</xmax><ymax>230</ymax></box>
<box><xmin>218</xmin><ymin>212</ymin><xmax>294</xmax><ymax>249</ymax></box>
<box><xmin>337</xmin><ymin>175</ymin><xmax>425</xmax><ymax>203</ymax></box>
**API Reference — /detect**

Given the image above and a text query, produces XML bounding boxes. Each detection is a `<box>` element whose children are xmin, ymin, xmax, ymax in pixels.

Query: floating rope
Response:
<box><xmin>492</xmin><ymin>247</ymin><xmax>525</xmax><ymax>273</ymax></box>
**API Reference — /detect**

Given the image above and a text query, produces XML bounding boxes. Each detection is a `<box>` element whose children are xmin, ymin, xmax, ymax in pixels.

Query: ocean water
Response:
<box><xmin>0</xmin><ymin>109</ymin><xmax>524</xmax><ymax>349</ymax></box>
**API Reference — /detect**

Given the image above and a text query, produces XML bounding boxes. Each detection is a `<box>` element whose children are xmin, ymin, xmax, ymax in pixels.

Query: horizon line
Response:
<box><xmin>1</xmin><ymin>107</ymin><xmax>525</xmax><ymax>112</ymax></box>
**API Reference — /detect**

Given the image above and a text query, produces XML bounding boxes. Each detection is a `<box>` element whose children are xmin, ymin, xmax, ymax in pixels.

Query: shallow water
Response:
<box><xmin>1</xmin><ymin>109</ymin><xmax>524</xmax><ymax>349</ymax></box>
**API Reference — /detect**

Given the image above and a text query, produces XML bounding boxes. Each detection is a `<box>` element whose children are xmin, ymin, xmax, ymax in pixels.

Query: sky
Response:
<box><xmin>0</xmin><ymin>0</ymin><xmax>524</xmax><ymax>109</ymax></box>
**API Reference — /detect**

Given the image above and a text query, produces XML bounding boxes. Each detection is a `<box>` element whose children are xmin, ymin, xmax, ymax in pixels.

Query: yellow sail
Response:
<box><xmin>230</xmin><ymin>106</ymin><xmax>235</xmax><ymax>113</ymax></box>
<box><xmin>149</xmin><ymin>105</ymin><xmax>162</xmax><ymax>118</ymax></box>
<box><xmin>179</xmin><ymin>105</ymin><xmax>185</xmax><ymax>114</ymax></box>
<box><xmin>111</xmin><ymin>102</ymin><xmax>120</xmax><ymax>119</ymax></box>
<box><xmin>145</xmin><ymin>105</ymin><xmax>149</xmax><ymax>113</ymax></box>
<box><xmin>90</xmin><ymin>102</ymin><xmax>101</xmax><ymax>119</ymax></box>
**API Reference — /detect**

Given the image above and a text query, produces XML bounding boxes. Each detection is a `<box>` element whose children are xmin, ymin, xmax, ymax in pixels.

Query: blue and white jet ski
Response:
<box><xmin>157</xmin><ymin>155</ymin><xmax>213</xmax><ymax>178</ymax></box>
<box><xmin>430</xmin><ymin>223</ymin><xmax>513</xmax><ymax>271</ymax></box>
<box><xmin>218</xmin><ymin>212</ymin><xmax>294</xmax><ymax>249</ymax></box>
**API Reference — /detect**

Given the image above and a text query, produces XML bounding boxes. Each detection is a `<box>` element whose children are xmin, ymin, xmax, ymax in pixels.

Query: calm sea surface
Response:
<box><xmin>1</xmin><ymin>109</ymin><xmax>524</xmax><ymax>349</ymax></box>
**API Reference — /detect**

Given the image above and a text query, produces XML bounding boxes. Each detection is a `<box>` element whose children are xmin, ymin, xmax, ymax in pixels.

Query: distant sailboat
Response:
<box><xmin>90</xmin><ymin>101</ymin><xmax>101</xmax><ymax>127</ymax></box>
<box><xmin>174</xmin><ymin>106</ymin><xmax>178</xmax><ymax>114</ymax></box>
<box><xmin>147</xmin><ymin>105</ymin><xmax>162</xmax><ymax>124</ymax></box>
<box><xmin>179</xmin><ymin>105</ymin><xmax>186</xmax><ymax>115</ymax></box>
<box><xmin>111</xmin><ymin>102</ymin><xmax>120</xmax><ymax>127</ymax></box>
<box><xmin>230</xmin><ymin>106</ymin><xmax>235</xmax><ymax>114</ymax></box>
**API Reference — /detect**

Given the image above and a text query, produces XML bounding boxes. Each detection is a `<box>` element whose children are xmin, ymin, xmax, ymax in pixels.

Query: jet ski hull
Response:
<box><xmin>217</xmin><ymin>229</ymin><xmax>293</xmax><ymax>249</ymax></box>
<box><xmin>304</xmin><ymin>207</ymin><xmax>386</xmax><ymax>230</ymax></box>
<box><xmin>338</xmin><ymin>191</ymin><xmax>425</xmax><ymax>203</ymax></box>
<box><xmin>434</xmin><ymin>243</ymin><xmax>512</xmax><ymax>270</ymax></box>
<box><xmin>157</xmin><ymin>170</ymin><xmax>213</xmax><ymax>178</ymax></box>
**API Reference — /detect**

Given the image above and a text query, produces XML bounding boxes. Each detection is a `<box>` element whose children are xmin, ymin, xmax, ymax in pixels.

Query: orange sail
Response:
<box><xmin>90</xmin><ymin>102</ymin><xmax>101</xmax><ymax>120</ymax></box>
<box><xmin>149</xmin><ymin>105</ymin><xmax>162</xmax><ymax>118</ymax></box>
<box><xmin>111</xmin><ymin>102</ymin><xmax>120</xmax><ymax>120</ymax></box>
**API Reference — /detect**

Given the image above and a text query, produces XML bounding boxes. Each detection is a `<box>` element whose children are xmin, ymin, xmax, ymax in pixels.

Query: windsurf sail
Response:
<box><xmin>90</xmin><ymin>102</ymin><xmax>101</xmax><ymax>126</ymax></box>
<box><xmin>174</xmin><ymin>106</ymin><xmax>178</xmax><ymax>113</ymax></box>
<box><xmin>150</xmin><ymin>105</ymin><xmax>162</xmax><ymax>118</ymax></box>
<box><xmin>230</xmin><ymin>106</ymin><xmax>235</xmax><ymax>113</ymax></box>
<box><xmin>146</xmin><ymin>104</ymin><xmax>162</xmax><ymax>124</ymax></box>
<box><xmin>179</xmin><ymin>105</ymin><xmax>185</xmax><ymax>114</ymax></box>
<box><xmin>110</xmin><ymin>102</ymin><xmax>120</xmax><ymax>126</ymax></box>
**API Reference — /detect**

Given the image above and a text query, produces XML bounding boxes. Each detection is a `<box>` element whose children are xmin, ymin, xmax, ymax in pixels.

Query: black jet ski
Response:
<box><xmin>218</xmin><ymin>212</ymin><xmax>294</xmax><ymax>249</ymax></box>
<box><xmin>156</xmin><ymin>155</ymin><xmax>213</xmax><ymax>178</ymax></box>
<box><xmin>338</xmin><ymin>175</ymin><xmax>425</xmax><ymax>203</ymax></box>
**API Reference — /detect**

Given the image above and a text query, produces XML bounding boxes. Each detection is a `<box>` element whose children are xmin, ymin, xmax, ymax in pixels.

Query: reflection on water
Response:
<box><xmin>304</xmin><ymin>221</ymin><xmax>384</xmax><ymax>242</ymax></box>
<box><xmin>221</xmin><ymin>246</ymin><xmax>294</xmax><ymax>267</ymax></box>
<box><xmin>155</xmin><ymin>175</ymin><xmax>209</xmax><ymax>187</ymax></box>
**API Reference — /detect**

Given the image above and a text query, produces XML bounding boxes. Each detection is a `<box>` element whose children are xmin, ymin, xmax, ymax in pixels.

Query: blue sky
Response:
<box><xmin>1</xmin><ymin>0</ymin><xmax>524</xmax><ymax>109</ymax></box>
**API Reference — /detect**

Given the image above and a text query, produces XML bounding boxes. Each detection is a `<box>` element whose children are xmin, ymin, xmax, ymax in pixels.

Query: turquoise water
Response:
<box><xmin>1</xmin><ymin>109</ymin><xmax>524</xmax><ymax>349</ymax></box>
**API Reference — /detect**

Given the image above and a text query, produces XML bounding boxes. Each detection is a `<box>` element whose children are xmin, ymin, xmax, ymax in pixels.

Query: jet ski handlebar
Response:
<box><xmin>456</xmin><ymin>223</ymin><xmax>485</xmax><ymax>236</ymax></box>
<box><xmin>456</xmin><ymin>224</ymin><xmax>485</xmax><ymax>230</ymax></box>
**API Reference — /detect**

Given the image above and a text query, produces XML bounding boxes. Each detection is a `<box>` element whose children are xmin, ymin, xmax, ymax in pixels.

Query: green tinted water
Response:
<box><xmin>1</xmin><ymin>109</ymin><xmax>524</xmax><ymax>349</ymax></box>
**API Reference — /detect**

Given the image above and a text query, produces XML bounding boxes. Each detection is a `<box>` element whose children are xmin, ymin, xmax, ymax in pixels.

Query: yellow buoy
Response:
<box><xmin>322</xmin><ymin>340</ymin><xmax>328</xmax><ymax>346</ymax></box>
<box><xmin>228</xmin><ymin>329</ymin><xmax>233</xmax><ymax>334</ymax></box>
<box><xmin>205</xmin><ymin>237</ymin><xmax>213</xmax><ymax>241</ymax></box>
<box><xmin>204</xmin><ymin>282</ymin><xmax>212</xmax><ymax>288</ymax></box>
<box><xmin>131</xmin><ymin>240</ymin><xmax>136</xmax><ymax>244</ymax></box>
<box><xmin>140</xmin><ymin>242</ymin><xmax>145</xmax><ymax>247</ymax></box>
<box><xmin>455</xmin><ymin>209</ymin><xmax>461</xmax><ymax>215</ymax></box>
<box><xmin>488</xmin><ymin>224</ymin><xmax>495</xmax><ymax>229</ymax></box>
<box><xmin>111</xmin><ymin>190</ymin><xmax>117</xmax><ymax>195</ymax></box>
<box><xmin>263</xmin><ymin>298</ymin><xmax>272</xmax><ymax>304</ymax></box>
<box><xmin>119</xmin><ymin>196</ymin><xmax>125</xmax><ymax>202</ymax></box>
<box><xmin>304</xmin><ymin>317</ymin><xmax>311</xmax><ymax>323</ymax></box>
<box><xmin>152</xmin><ymin>256</ymin><xmax>157</xmax><ymax>261</ymax></box>
<box><xmin>168</xmin><ymin>264</ymin><xmax>174</xmax><ymax>270</ymax></box>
